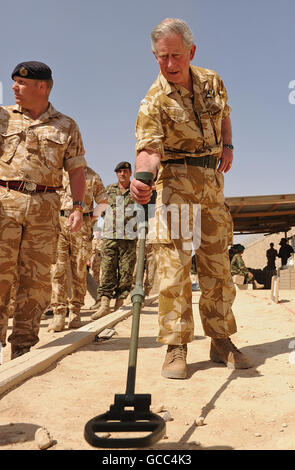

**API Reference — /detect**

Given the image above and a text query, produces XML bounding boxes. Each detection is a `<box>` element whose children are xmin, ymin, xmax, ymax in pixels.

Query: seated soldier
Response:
<box><xmin>230</xmin><ymin>244</ymin><xmax>254</xmax><ymax>284</ymax></box>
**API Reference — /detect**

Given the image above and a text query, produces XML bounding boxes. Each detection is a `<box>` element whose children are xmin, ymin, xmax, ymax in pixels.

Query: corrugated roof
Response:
<box><xmin>225</xmin><ymin>193</ymin><xmax>295</xmax><ymax>235</ymax></box>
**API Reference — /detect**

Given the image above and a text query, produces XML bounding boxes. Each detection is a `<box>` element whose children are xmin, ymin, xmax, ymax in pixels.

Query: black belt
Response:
<box><xmin>0</xmin><ymin>180</ymin><xmax>58</xmax><ymax>193</ymax></box>
<box><xmin>162</xmin><ymin>155</ymin><xmax>218</xmax><ymax>169</ymax></box>
<box><xmin>60</xmin><ymin>210</ymin><xmax>93</xmax><ymax>218</ymax></box>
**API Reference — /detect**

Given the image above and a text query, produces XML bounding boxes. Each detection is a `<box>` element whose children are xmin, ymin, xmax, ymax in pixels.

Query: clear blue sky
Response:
<box><xmin>1</xmin><ymin>0</ymin><xmax>294</xmax><ymax>197</ymax></box>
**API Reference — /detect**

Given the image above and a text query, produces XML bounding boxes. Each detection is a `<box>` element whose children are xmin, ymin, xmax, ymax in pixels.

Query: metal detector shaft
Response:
<box><xmin>126</xmin><ymin>172</ymin><xmax>153</xmax><ymax>397</ymax></box>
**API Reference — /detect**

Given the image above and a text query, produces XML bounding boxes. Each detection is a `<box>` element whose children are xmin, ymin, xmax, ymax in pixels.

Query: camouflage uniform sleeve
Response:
<box><xmin>216</xmin><ymin>74</ymin><xmax>232</xmax><ymax>120</ymax></box>
<box><xmin>63</xmin><ymin>120</ymin><xmax>87</xmax><ymax>172</ymax></box>
<box><xmin>93</xmin><ymin>173</ymin><xmax>107</xmax><ymax>204</ymax></box>
<box><xmin>135</xmin><ymin>97</ymin><xmax>165</xmax><ymax>158</ymax></box>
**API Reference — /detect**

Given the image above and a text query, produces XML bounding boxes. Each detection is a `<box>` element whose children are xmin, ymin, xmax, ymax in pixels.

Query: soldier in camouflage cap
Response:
<box><xmin>90</xmin><ymin>162</ymin><xmax>137</xmax><ymax>319</ymax></box>
<box><xmin>230</xmin><ymin>245</ymin><xmax>254</xmax><ymax>284</ymax></box>
<box><xmin>131</xmin><ymin>19</ymin><xmax>253</xmax><ymax>379</ymax></box>
<box><xmin>0</xmin><ymin>61</ymin><xmax>87</xmax><ymax>360</ymax></box>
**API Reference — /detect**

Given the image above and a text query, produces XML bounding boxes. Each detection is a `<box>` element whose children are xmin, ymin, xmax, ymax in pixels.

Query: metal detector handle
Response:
<box><xmin>135</xmin><ymin>171</ymin><xmax>154</xmax><ymax>187</ymax></box>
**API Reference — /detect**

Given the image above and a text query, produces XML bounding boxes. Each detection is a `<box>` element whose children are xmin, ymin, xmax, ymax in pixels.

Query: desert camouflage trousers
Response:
<box><xmin>0</xmin><ymin>188</ymin><xmax>60</xmax><ymax>348</ymax></box>
<box><xmin>89</xmin><ymin>238</ymin><xmax>102</xmax><ymax>283</ymax></box>
<box><xmin>133</xmin><ymin>242</ymin><xmax>157</xmax><ymax>295</ymax></box>
<box><xmin>50</xmin><ymin>216</ymin><xmax>93</xmax><ymax>315</ymax></box>
<box><xmin>149</xmin><ymin>163</ymin><xmax>237</xmax><ymax>345</ymax></box>
<box><xmin>97</xmin><ymin>239</ymin><xmax>137</xmax><ymax>300</ymax></box>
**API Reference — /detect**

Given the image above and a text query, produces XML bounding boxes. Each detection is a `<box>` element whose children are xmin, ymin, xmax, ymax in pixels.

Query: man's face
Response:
<box><xmin>154</xmin><ymin>32</ymin><xmax>196</xmax><ymax>88</ymax></box>
<box><xmin>116</xmin><ymin>168</ymin><xmax>132</xmax><ymax>187</ymax></box>
<box><xmin>12</xmin><ymin>76</ymin><xmax>43</xmax><ymax>108</ymax></box>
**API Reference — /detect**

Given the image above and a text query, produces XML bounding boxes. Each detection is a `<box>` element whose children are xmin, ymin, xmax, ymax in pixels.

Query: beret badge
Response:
<box><xmin>19</xmin><ymin>66</ymin><xmax>28</xmax><ymax>77</ymax></box>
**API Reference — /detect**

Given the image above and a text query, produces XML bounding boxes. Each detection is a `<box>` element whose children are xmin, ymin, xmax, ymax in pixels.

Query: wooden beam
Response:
<box><xmin>0</xmin><ymin>295</ymin><xmax>158</xmax><ymax>397</ymax></box>
<box><xmin>226</xmin><ymin>193</ymin><xmax>295</xmax><ymax>207</ymax></box>
<box><xmin>232</xmin><ymin>210</ymin><xmax>295</xmax><ymax>218</ymax></box>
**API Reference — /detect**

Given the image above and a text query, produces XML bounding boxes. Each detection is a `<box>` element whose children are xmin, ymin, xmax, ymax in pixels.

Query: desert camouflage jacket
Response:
<box><xmin>102</xmin><ymin>183</ymin><xmax>138</xmax><ymax>241</ymax></box>
<box><xmin>135</xmin><ymin>65</ymin><xmax>231</xmax><ymax>161</ymax></box>
<box><xmin>0</xmin><ymin>103</ymin><xmax>86</xmax><ymax>187</ymax></box>
<box><xmin>59</xmin><ymin>166</ymin><xmax>106</xmax><ymax>212</ymax></box>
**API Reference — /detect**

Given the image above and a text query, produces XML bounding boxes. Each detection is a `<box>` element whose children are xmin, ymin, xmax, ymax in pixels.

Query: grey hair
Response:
<box><xmin>151</xmin><ymin>18</ymin><xmax>194</xmax><ymax>53</ymax></box>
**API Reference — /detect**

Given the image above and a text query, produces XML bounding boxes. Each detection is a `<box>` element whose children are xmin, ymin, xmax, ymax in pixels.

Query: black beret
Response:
<box><xmin>11</xmin><ymin>61</ymin><xmax>52</xmax><ymax>80</ymax></box>
<box><xmin>114</xmin><ymin>161</ymin><xmax>132</xmax><ymax>172</ymax></box>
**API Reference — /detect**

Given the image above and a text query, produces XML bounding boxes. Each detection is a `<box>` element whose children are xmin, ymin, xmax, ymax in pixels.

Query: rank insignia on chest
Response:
<box><xmin>206</xmin><ymin>89</ymin><xmax>215</xmax><ymax>98</ymax></box>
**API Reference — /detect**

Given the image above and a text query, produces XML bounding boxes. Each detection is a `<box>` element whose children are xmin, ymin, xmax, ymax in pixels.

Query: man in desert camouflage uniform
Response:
<box><xmin>90</xmin><ymin>161</ymin><xmax>137</xmax><ymax>319</ymax></box>
<box><xmin>89</xmin><ymin>226</ymin><xmax>103</xmax><ymax>283</ymax></box>
<box><xmin>48</xmin><ymin>166</ymin><xmax>107</xmax><ymax>332</ymax></box>
<box><xmin>131</xmin><ymin>19</ymin><xmax>252</xmax><ymax>379</ymax></box>
<box><xmin>0</xmin><ymin>61</ymin><xmax>86</xmax><ymax>359</ymax></box>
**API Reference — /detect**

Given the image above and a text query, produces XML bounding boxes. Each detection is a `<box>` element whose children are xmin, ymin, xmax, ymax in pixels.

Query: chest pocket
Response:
<box><xmin>204</xmin><ymin>94</ymin><xmax>223</xmax><ymax>115</ymax></box>
<box><xmin>40</xmin><ymin>131</ymin><xmax>68</xmax><ymax>169</ymax></box>
<box><xmin>0</xmin><ymin>130</ymin><xmax>23</xmax><ymax>163</ymax></box>
<box><xmin>162</xmin><ymin>106</ymin><xmax>190</xmax><ymax>123</ymax></box>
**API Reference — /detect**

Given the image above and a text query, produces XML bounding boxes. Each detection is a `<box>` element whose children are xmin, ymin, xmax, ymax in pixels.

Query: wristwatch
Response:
<box><xmin>223</xmin><ymin>144</ymin><xmax>234</xmax><ymax>151</ymax></box>
<box><xmin>72</xmin><ymin>200</ymin><xmax>85</xmax><ymax>213</ymax></box>
<box><xmin>73</xmin><ymin>205</ymin><xmax>84</xmax><ymax>213</ymax></box>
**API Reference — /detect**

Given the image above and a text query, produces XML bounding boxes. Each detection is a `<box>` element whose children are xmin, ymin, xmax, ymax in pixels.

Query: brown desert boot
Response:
<box><xmin>90</xmin><ymin>299</ymin><xmax>101</xmax><ymax>310</ymax></box>
<box><xmin>161</xmin><ymin>344</ymin><xmax>187</xmax><ymax>379</ymax></box>
<box><xmin>11</xmin><ymin>345</ymin><xmax>31</xmax><ymax>360</ymax></box>
<box><xmin>91</xmin><ymin>296</ymin><xmax>110</xmax><ymax>320</ymax></box>
<box><xmin>113</xmin><ymin>298</ymin><xmax>124</xmax><ymax>311</ymax></box>
<box><xmin>68</xmin><ymin>312</ymin><xmax>82</xmax><ymax>329</ymax></box>
<box><xmin>48</xmin><ymin>313</ymin><xmax>66</xmax><ymax>332</ymax></box>
<box><xmin>210</xmin><ymin>337</ymin><xmax>253</xmax><ymax>369</ymax></box>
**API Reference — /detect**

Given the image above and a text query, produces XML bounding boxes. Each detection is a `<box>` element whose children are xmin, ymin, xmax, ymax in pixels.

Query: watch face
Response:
<box><xmin>73</xmin><ymin>201</ymin><xmax>86</xmax><ymax>208</ymax></box>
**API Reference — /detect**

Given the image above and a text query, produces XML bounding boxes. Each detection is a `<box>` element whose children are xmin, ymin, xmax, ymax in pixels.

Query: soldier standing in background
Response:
<box><xmin>48</xmin><ymin>167</ymin><xmax>107</xmax><ymax>332</ymax></box>
<box><xmin>0</xmin><ymin>61</ymin><xmax>86</xmax><ymax>359</ymax></box>
<box><xmin>131</xmin><ymin>19</ymin><xmax>253</xmax><ymax>379</ymax></box>
<box><xmin>90</xmin><ymin>161</ymin><xmax>137</xmax><ymax>319</ymax></box>
<box><xmin>266</xmin><ymin>242</ymin><xmax>277</xmax><ymax>270</ymax></box>
<box><xmin>89</xmin><ymin>225</ymin><xmax>103</xmax><ymax>284</ymax></box>
<box><xmin>278</xmin><ymin>238</ymin><xmax>294</xmax><ymax>267</ymax></box>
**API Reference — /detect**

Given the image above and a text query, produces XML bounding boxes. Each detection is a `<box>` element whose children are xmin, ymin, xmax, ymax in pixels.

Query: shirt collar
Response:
<box><xmin>12</xmin><ymin>102</ymin><xmax>60</xmax><ymax>123</ymax></box>
<box><xmin>159</xmin><ymin>66</ymin><xmax>201</xmax><ymax>98</ymax></box>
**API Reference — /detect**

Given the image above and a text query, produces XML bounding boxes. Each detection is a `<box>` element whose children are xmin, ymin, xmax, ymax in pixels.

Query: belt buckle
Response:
<box><xmin>24</xmin><ymin>181</ymin><xmax>37</xmax><ymax>192</ymax></box>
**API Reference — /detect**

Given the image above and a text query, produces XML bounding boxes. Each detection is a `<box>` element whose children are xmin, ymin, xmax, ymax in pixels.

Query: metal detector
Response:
<box><xmin>84</xmin><ymin>172</ymin><xmax>166</xmax><ymax>448</ymax></box>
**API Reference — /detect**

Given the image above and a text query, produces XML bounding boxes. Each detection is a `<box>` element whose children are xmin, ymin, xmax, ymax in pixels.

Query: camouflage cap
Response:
<box><xmin>114</xmin><ymin>161</ymin><xmax>132</xmax><ymax>172</ymax></box>
<box><xmin>235</xmin><ymin>244</ymin><xmax>245</xmax><ymax>252</ymax></box>
<box><xmin>11</xmin><ymin>61</ymin><xmax>52</xmax><ymax>80</ymax></box>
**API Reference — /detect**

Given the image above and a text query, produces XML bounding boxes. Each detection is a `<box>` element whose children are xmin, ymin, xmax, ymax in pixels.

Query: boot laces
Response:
<box><xmin>170</xmin><ymin>345</ymin><xmax>187</xmax><ymax>361</ymax></box>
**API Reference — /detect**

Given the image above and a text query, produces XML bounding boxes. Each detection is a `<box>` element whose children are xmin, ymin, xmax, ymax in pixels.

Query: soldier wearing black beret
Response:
<box><xmin>90</xmin><ymin>161</ymin><xmax>137</xmax><ymax>318</ymax></box>
<box><xmin>0</xmin><ymin>60</ymin><xmax>87</xmax><ymax>360</ymax></box>
<box><xmin>114</xmin><ymin>161</ymin><xmax>132</xmax><ymax>172</ymax></box>
<box><xmin>11</xmin><ymin>61</ymin><xmax>53</xmax><ymax>80</ymax></box>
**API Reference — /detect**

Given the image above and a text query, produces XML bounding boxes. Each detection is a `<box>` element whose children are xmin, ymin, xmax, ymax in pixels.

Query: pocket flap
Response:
<box><xmin>0</xmin><ymin>130</ymin><xmax>22</xmax><ymax>162</ymax></box>
<box><xmin>162</xmin><ymin>106</ymin><xmax>190</xmax><ymax>123</ymax></box>
<box><xmin>43</xmin><ymin>131</ymin><xmax>68</xmax><ymax>145</ymax></box>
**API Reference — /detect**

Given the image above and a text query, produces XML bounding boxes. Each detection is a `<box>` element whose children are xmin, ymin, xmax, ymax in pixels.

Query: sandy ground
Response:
<box><xmin>1</xmin><ymin>286</ymin><xmax>295</xmax><ymax>451</ymax></box>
